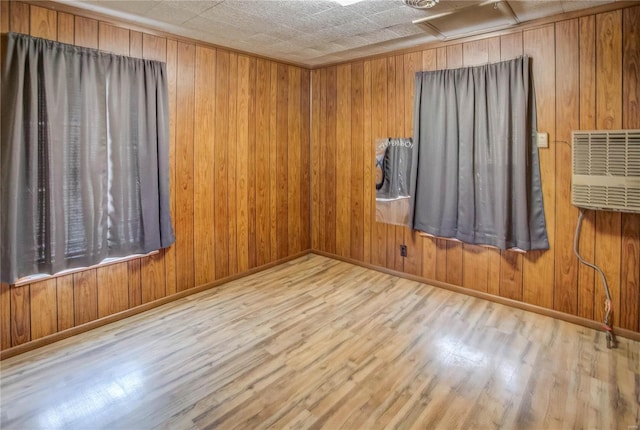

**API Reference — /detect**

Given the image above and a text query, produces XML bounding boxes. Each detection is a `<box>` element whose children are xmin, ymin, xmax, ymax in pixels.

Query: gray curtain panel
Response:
<box><xmin>409</xmin><ymin>56</ymin><xmax>549</xmax><ymax>251</ymax></box>
<box><xmin>1</xmin><ymin>33</ymin><xmax>174</xmax><ymax>284</ymax></box>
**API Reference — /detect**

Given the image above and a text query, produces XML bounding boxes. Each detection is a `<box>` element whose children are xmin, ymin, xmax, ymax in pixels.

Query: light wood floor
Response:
<box><xmin>1</xmin><ymin>254</ymin><xmax>638</xmax><ymax>429</ymax></box>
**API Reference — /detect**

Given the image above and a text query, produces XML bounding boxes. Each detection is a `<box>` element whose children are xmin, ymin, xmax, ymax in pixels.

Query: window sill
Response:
<box><xmin>11</xmin><ymin>251</ymin><xmax>159</xmax><ymax>287</ymax></box>
<box><xmin>417</xmin><ymin>232</ymin><xmax>526</xmax><ymax>253</ymax></box>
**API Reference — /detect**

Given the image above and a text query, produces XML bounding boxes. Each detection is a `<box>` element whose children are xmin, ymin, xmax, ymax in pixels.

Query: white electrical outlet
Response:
<box><xmin>537</xmin><ymin>132</ymin><xmax>549</xmax><ymax>148</ymax></box>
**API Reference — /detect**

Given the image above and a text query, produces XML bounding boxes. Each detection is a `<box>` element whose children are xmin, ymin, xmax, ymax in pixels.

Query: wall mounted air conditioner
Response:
<box><xmin>572</xmin><ymin>130</ymin><xmax>640</xmax><ymax>213</ymax></box>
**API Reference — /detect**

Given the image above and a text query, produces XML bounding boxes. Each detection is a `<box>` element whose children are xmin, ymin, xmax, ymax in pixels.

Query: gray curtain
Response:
<box><xmin>1</xmin><ymin>33</ymin><xmax>174</xmax><ymax>284</ymax></box>
<box><xmin>409</xmin><ymin>56</ymin><xmax>549</xmax><ymax>251</ymax></box>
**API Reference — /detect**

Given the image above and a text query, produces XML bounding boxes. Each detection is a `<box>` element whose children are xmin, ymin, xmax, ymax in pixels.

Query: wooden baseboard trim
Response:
<box><xmin>311</xmin><ymin>250</ymin><xmax>640</xmax><ymax>343</ymax></box>
<box><xmin>0</xmin><ymin>250</ymin><xmax>312</xmax><ymax>360</ymax></box>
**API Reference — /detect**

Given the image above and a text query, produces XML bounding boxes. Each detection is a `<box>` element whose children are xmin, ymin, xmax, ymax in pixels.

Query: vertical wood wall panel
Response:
<box><xmin>237</xmin><ymin>55</ymin><xmax>251</xmax><ymax>272</ymax></box>
<box><xmin>97</xmin><ymin>264</ymin><xmax>128</xmax><ymax>317</ymax></box>
<box><xmin>1</xmin><ymin>1</ymin><xmax>311</xmax><ymax>351</ymax></box>
<box><xmin>9</xmin><ymin>1</ymin><xmax>29</xmax><ymax>34</ymax></box>
<box><xmin>310</xmin><ymin>4</ymin><xmax>640</xmax><ymax>337</ymax></box>
<box><xmin>227</xmin><ymin>53</ymin><xmax>239</xmax><ymax>276</ymax></box>
<box><xmin>276</xmin><ymin>64</ymin><xmax>290</xmax><ymax>259</ymax></box>
<box><xmin>577</xmin><ymin>15</ymin><xmax>597</xmax><ymax>320</ymax></box>
<box><xmin>57</xmin><ymin>12</ymin><xmax>73</xmax><ymax>43</ymax></box>
<box><xmin>523</xmin><ymin>25</ymin><xmax>556</xmax><ymax>309</ymax></box>
<box><xmin>56</xmin><ymin>275</ymin><xmax>74</xmax><ymax>331</ymax></box>
<box><xmin>29</xmin><ymin>5</ymin><xmax>55</xmax><ymax>39</ymax></box>
<box><xmin>194</xmin><ymin>46</ymin><xmax>217</xmax><ymax>286</ymax></box>
<box><xmin>98</xmin><ymin>22</ymin><xmax>128</xmax><ymax>55</ymax></box>
<box><xmin>257</xmin><ymin>60</ymin><xmax>273</xmax><ymax>265</ymax></box>
<box><xmin>620</xmin><ymin>7</ymin><xmax>640</xmax><ymax>332</ymax></box>
<box><xmin>10</xmin><ymin>286</ymin><xmax>30</xmax><ymax>346</ymax></box>
<box><xmin>165</xmin><ymin>39</ymin><xmax>178</xmax><ymax>297</ymax></box>
<box><xmin>403</xmin><ymin>52</ymin><xmax>422</xmax><ymax>277</ymax></box>
<box><xmin>300</xmin><ymin>69</ymin><xmax>311</xmax><ymax>252</ymax></box>
<box><xmin>29</xmin><ymin>280</ymin><xmax>57</xmax><ymax>340</ymax></box>
<box><xmin>363</xmin><ymin>61</ymin><xmax>373</xmax><ymax>264</ymax></box>
<box><xmin>0</xmin><ymin>284</ymin><xmax>9</xmax><ymax>349</ymax></box>
<box><xmin>554</xmin><ymin>20</ymin><xmax>580</xmax><ymax>315</ymax></box>
<box><xmin>73</xmin><ymin>270</ymin><xmax>97</xmax><ymax>326</ymax></box>
<box><xmin>594</xmin><ymin>10</ymin><xmax>623</xmax><ymax>326</ymax></box>
<box><xmin>371</xmin><ymin>59</ymin><xmax>387</xmax><ymax>267</ymax></box>
<box><xmin>175</xmin><ymin>42</ymin><xmax>196</xmax><ymax>291</ymax></box>
<box><xmin>336</xmin><ymin>64</ymin><xmax>351</xmax><ymax>258</ymax></box>
<box><xmin>350</xmin><ymin>62</ymin><xmax>365</xmax><ymax>261</ymax></box>
<box><xmin>287</xmin><ymin>66</ymin><xmax>302</xmax><ymax>256</ymax></box>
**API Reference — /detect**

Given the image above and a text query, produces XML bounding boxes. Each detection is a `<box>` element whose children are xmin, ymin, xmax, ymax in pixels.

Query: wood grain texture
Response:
<box><xmin>1</xmin><ymin>2</ymin><xmax>10</xmax><ymax>34</ymax></box>
<box><xmin>129</xmin><ymin>30</ymin><xmax>142</xmax><ymax>58</ymax></box>
<box><xmin>403</xmin><ymin>51</ymin><xmax>422</xmax><ymax>277</ymax></box>
<box><xmin>336</xmin><ymin>64</ymin><xmax>351</xmax><ymax>258</ymax></box>
<box><xmin>577</xmin><ymin>15</ymin><xmax>596</xmax><ymax>321</ymax></box>
<box><xmin>300</xmin><ymin>68</ymin><xmax>311</xmax><ymax>253</ymax></box>
<box><xmin>324</xmin><ymin>66</ymin><xmax>337</xmax><ymax>255</ymax></box>
<box><xmin>74</xmin><ymin>16</ymin><xmax>97</xmax><ymax>49</ymax></box>
<box><xmin>175</xmin><ymin>41</ymin><xmax>196</xmax><ymax>291</ymax></box>
<box><xmin>73</xmin><ymin>270</ymin><xmax>97</xmax><ymax>326</ymax></box>
<box><xmin>1</xmin><ymin>283</ymin><xmax>11</xmax><ymax>349</ymax></box>
<box><xmin>523</xmin><ymin>25</ymin><xmax>556</xmax><ymax>309</ymax></box>
<box><xmin>29</xmin><ymin>279</ymin><xmax>57</xmax><ymax>340</ymax></box>
<box><xmin>620</xmin><ymin>6</ymin><xmax>640</xmax><ymax>332</ymax></box>
<box><xmin>350</xmin><ymin>62</ymin><xmax>364</xmax><ymax>261</ymax></box>
<box><xmin>128</xmin><ymin>259</ymin><xmax>141</xmax><ymax>308</ymax></box>
<box><xmin>554</xmin><ymin>19</ymin><xmax>579</xmax><ymax>315</ymax></box>
<box><xmin>97</xmin><ymin>263</ymin><xmax>128</xmax><ymax>317</ymax></box>
<box><xmin>371</xmin><ymin>59</ymin><xmax>387</xmax><ymax>267</ymax></box>
<box><xmin>363</xmin><ymin>61</ymin><xmax>373</xmax><ymax>264</ymax></box>
<box><xmin>165</xmin><ymin>38</ymin><xmax>178</xmax><ymax>297</ymax></box>
<box><xmin>595</xmin><ymin>10</ymin><xmax>622</xmax><ymax>326</ymax></box>
<box><xmin>257</xmin><ymin>60</ymin><xmax>273</xmax><ymax>265</ymax></box>
<box><xmin>276</xmin><ymin>64</ymin><xmax>290</xmax><ymax>259</ymax></box>
<box><xmin>56</xmin><ymin>12</ymin><xmax>73</xmax><ymax>43</ymax></box>
<box><xmin>194</xmin><ymin>45</ymin><xmax>216</xmax><ymax>286</ymax></box>
<box><xmin>248</xmin><ymin>57</ymin><xmax>258</xmax><ymax>269</ymax></box>
<box><xmin>98</xmin><ymin>22</ymin><xmax>129</xmax><ymax>55</ymax></box>
<box><xmin>287</xmin><ymin>66</ymin><xmax>302</xmax><ymax>256</ymax></box>
<box><xmin>29</xmin><ymin>4</ymin><xmax>55</xmax><ymax>39</ymax></box>
<box><xmin>10</xmin><ymin>286</ymin><xmax>30</xmax><ymax>346</ymax></box>
<box><xmin>9</xmin><ymin>1</ymin><xmax>29</xmax><ymax>34</ymax></box>
<box><xmin>2</xmin><ymin>255</ymin><xmax>639</xmax><ymax>429</ymax></box>
<box><xmin>228</xmin><ymin>53</ymin><xmax>239</xmax><ymax>276</ymax></box>
<box><xmin>214</xmin><ymin>50</ymin><xmax>230</xmax><ymax>279</ymax></box>
<box><xmin>237</xmin><ymin>55</ymin><xmax>251</xmax><ymax>272</ymax></box>
<box><xmin>140</xmin><ymin>254</ymin><xmax>165</xmax><ymax>304</ymax></box>
<box><xmin>56</xmin><ymin>275</ymin><xmax>74</xmax><ymax>331</ymax></box>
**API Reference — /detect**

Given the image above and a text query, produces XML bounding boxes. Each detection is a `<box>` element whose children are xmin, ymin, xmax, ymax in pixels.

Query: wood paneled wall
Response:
<box><xmin>311</xmin><ymin>6</ymin><xmax>640</xmax><ymax>334</ymax></box>
<box><xmin>0</xmin><ymin>1</ymin><xmax>310</xmax><ymax>351</ymax></box>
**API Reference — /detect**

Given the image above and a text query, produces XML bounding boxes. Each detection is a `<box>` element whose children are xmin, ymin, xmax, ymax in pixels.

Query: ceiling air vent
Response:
<box><xmin>572</xmin><ymin>130</ymin><xmax>640</xmax><ymax>213</ymax></box>
<box><xmin>403</xmin><ymin>0</ymin><xmax>440</xmax><ymax>9</ymax></box>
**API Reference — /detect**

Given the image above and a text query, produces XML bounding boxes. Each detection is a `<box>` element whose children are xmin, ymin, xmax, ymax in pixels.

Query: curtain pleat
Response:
<box><xmin>409</xmin><ymin>56</ymin><xmax>549</xmax><ymax>251</ymax></box>
<box><xmin>1</xmin><ymin>33</ymin><xmax>174</xmax><ymax>284</ymax></box>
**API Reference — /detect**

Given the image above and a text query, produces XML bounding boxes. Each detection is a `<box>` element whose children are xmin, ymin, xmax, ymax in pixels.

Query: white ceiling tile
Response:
<box><xmin>62</xmin><ymin>0</ymin><xmax>617</xmax><ymax>67</ymax></box>
<box><xmin>345</xmin><ymin>0</ymin><xmax>403</xmax><ymax>16</ymax></box>
<box><xmin>387</xmin><ymin>22</ymin><xmax>425</xmax><ymax>37</ymax></box>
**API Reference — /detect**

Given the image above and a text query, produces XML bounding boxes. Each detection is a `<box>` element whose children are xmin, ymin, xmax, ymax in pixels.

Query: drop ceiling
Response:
<box><xmin>53</xmin><ymin>0</ymin><xmax>616</xmax><ymax>67</ymax></box>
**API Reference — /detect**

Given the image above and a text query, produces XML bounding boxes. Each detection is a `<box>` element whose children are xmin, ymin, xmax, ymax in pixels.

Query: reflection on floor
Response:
<box><xmin>1</xmin><ymin>254</ymin><xmax>638</xmax><ymax>429</ymax></box>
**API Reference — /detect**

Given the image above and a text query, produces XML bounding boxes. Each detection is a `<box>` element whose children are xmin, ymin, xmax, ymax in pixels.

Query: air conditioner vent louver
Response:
<box><xmin>572</xmin><ymin>130</ymin><xmax>640</xmax><ymax>213</ymax></box>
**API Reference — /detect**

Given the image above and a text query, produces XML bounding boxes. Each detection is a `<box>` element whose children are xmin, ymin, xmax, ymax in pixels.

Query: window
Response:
<box><xmin>1</xmin><ymin>33</ymin><xmax>175</xmax><ymax>284</ymax></box>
